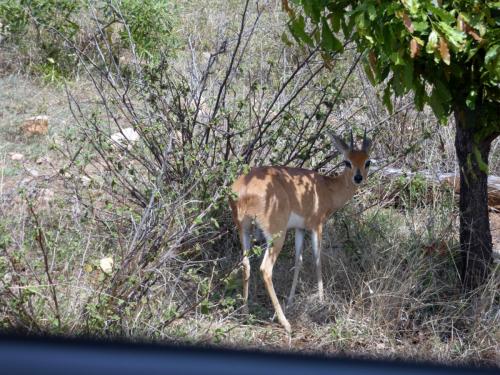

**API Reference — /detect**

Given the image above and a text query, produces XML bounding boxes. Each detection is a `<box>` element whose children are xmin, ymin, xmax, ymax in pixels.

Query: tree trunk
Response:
<box><xmin>454</xmin><ymin>105</ymin><xmax>493</xmax><ymax>290</ymax></box>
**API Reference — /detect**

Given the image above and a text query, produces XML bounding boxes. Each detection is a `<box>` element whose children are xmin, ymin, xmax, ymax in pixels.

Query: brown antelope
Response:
<box><xmin>229</xmin><ymin>131</ymin><xmax>372</xmax><ymax>333</ymax></box>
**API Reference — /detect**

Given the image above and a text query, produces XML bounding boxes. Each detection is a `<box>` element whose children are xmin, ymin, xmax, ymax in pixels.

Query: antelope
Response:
<box><xmin>229</xmin><ymin>131</ymin><xmax>372</xmax><ymax>333</ymax></box>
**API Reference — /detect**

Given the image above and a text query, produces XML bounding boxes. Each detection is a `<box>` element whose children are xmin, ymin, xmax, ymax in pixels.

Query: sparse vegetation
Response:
<box><xmin>0</xmin><ymin>0</ymin><xmax>498</xmax><ymax>367</ymax></box>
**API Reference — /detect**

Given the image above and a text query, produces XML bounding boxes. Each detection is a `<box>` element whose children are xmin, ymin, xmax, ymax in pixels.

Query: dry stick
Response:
<box><xmin>291</xmin><ymin>52</ymin><xmax>362</xmax><ymax>169</ymax></box>
<box><xmin>241</xmin><ymin>48</ymin><xmax>320</xmax><ymax>163</ymax></box>
<box><xmin>257</xmin><ymin>63</ymin><xmax>325</xmax><ymax>163</ymax></box>
<box><xmin>282</xmin><ymin>73</ymin><xmax>341</xmax><ymax>165</ymax></box>
<box><xmin>0</xmin><ymin>243</ymin><xmax>43</xmax><ymax>332</ymax></box>
<box><xmin>26</xmin><ymin>199</ymin><xmax>62</xmax><ymax>330</ymax></box>
<box><xmin>313</xmin><ymin>102</ymin><xmax>414</xmax><ymax>172</ymax></box>
<box><xmin>54</xmin><ymin>14</ymin><xmax>158</xmax><ymax>176</ymax></box>
<box><xmin>205</xmin><ymin>0</ymin><xmax>251</xmax><ymax>145</ymax></box>
<box><xmin>66</xmin><ymin>90</ymin><xmax>148</xmax><ymax>207</ymax></box>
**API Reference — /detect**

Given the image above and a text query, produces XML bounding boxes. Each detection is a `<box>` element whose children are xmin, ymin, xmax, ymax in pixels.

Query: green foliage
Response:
<box><xmin>394</xmin><ymin>173</ymin><xmax>429</xmax><ymax>208</ymax></box>
<box><xmin>117</xmin><ymin>0</ymin><xmax>178</xmax><ymax>61</ymax></box>
<box><xmin>0</xmin><ymin>0</ymin><xmax>81</xmax><ymax>80</ymax></box>
<box><xmin>284</xmin><ymin>0</ymin><xmax>499</xmax><ymax>138</ymax></box>
<box><xmin>0</xmin><ymin>0</ymin><xmax>179</xmax><ymax>79</ymax></box>
<box><xmin>0</xmin><ymin>0</ymin><xmax>80</xmax><ymax>36</ymax></box>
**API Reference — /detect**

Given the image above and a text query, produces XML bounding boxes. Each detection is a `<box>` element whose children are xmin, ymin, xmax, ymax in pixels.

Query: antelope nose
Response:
<box><xmin>354</xmin><ymin>174</ymin><xmax>363</xmax><ymax>184</ymax></box>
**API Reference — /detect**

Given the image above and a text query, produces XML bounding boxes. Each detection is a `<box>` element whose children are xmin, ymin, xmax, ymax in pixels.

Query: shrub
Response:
<box><xmin>0</xmin><ymin>0</ymin><xmax>81</xmax><ymax>80</ymax></box>
<box><xmin>116</xmin><ymin>0</ymin><xmax>178</xmax><ymax>62</ymax></box>
<box><xmin>0</xmin><ymin>0</ymin><xmax>179</xmax><ymax>80</ymax></box>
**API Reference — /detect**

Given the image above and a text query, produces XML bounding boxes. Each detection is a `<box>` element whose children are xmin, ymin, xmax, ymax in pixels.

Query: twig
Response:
<box><xmin>26</xmin><ymin>198</ymin><xmax>62</xmax><ymax>330</ymax></box>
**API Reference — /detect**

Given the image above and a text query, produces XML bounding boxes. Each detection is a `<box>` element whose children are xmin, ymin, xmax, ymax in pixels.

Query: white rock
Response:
<box><xmin>99</xmin><ymin>257</ymin><xmax>114</xmax><ymax>275</ymax></box>
<box><xmin>27</xmin><ymin>168</ymin><xmax>39</xmax><ymax>177</ymax></box>
<box><xmin>3</xmin><ymin>273</ymin><xmax>12</xmax><ymax>285</ymax></box>
<box><xmin>9</xmin><ymin>153</ymin><xmax>24</xmax><ymax>161</ymax></box>
<box><xmin>80</xmin><ymin>175</ymin><xmax>92</xmax><ymax>186</ymax></box>
<box><xmin>111</xmin><ymin>127</ymin><xmax>140</xmax><ymax>149</ymax></box>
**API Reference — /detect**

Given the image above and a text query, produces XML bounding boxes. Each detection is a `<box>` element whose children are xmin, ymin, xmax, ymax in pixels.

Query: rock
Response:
<box><xmin>27</xmin><ymin>168</ymin><xmax>39</xmax><ymax>177</ymax></box>
<box><xmin>2</xmin><ymin>273</ymin><xmax>12</xmax><ymax>286</ymax></box>
<box><xmin>99</xmin><ymin>257</ymin><xmax>114</xmax><ymax>275</ymax></box>
<box><xmin>21</xmin><ymin>115</ymin><xmax>49</xmax><ymax>136</ymax></box>
<box><xmin>80</xmin><ymin>175</ymin><xmax>92</xmax><ymax>187</ymax></box>
<box><xmin>9</xmin><ymin>153</ymin><xmax>24</xmax><ymax>161</ymax></box>
<box><xmin>110</xmin><ymin>127</ymin><xmax>140</xmax><ymax>149</ymax></box>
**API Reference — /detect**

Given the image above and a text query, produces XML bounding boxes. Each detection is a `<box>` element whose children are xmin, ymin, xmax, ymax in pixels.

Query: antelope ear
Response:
<box><xmin>329</xmin><ymin>133</ymin><xmax>350</xmax><ymax>155</ymax></box>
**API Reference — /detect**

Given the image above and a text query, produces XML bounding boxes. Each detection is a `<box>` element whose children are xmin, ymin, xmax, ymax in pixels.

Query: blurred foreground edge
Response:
<box><xmin>0</xmin><ymin>334</ymin><xmax>496</xmax><ymax>375</ymax></box>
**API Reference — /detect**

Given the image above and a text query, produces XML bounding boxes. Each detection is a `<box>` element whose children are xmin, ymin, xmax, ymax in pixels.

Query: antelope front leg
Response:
<box><xmin>312</xmin><ymin>227</ymin><xmax>324</xmax><ymax>302</ymax></box>
<box><xmin>287</xmin><ymin>228</ymin><xmax>305</xmax><ymax>308</ymax></box>
<box><xmin>260</xmin><ymin>234</ymin><xmax>291</xmax><ymax>333</ymax></box>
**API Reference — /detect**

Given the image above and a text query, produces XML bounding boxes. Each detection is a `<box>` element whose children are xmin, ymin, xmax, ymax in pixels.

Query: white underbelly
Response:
<box><xmin>287</xmin><ymin>212</ymin><xmax>306</xmax><ymax>229</ymax></box>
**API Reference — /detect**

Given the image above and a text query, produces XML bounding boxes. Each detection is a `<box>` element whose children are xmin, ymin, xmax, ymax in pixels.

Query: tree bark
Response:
<box><xmin>454</xmin><ymin>105</ymin><xmax>493</xmax><ymax>290</ymax></box>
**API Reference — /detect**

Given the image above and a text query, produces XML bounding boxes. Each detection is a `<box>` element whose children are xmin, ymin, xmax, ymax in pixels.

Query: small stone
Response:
<box><xmin>9</xmin><ymin>153</ymin><xmax>24</xmax><ymax>161</ymax></box>
<box><xmin>80</xmin><ymin>175</ymin><xmax>92</xmax><ymax>186</ymax></box>
<box><xmin>111</xmin><ymin>127</ymin><xmax>140</xmax><ymax>149</ymax></box>
<box><xmin>99</xmin><ymin>257</ymin><xmax>114</xmax><ymax>275</ymax></box>
<box><xmin>3</xmin><ymin>273</ymin><xmax>12</xmax><ymax>285</ymax></box>
<box><xmin>27</xmin><ymin>168</ymin><xmax>39</xmax><ymax>177</ymax></box>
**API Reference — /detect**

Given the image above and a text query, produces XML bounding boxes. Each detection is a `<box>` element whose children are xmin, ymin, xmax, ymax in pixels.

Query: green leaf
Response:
<box><xmin>341</xmin><ymin>13</ymin><xmax>355</xmax><ymax>38</ymax></box>
<box><xmin>321</xmin><ymin>18</ymin><xmax>343</xmax><ymax>52</ymax></box>
<box><xmin>412</xmin><ymin>21</ymin><xmax>429</xmax><ymax>33</ymax></box>
<box><xmin>428</xmin><ymin>5</ymin><xmax>455</xmax><ymax>23</ymax></box>
<box><xmin>329</xmin><ymin>12</ymin><xmax>341</xmax><ymax>33</ymax></box>
<box><xmin>429</xmin><ymin>87</ymin><xmax>447</xmax><ymax>123</ymax></box>
<box><xmin>289</xmin><ymin>15</ymin><xmax>314</xmax><ymax>46</ymax></box>
<box><xmin>383</xmin><ymin>85</ymin><xmax>394</xmax><ymax>113</ymax></box>
<box><xmin>392</xmin><ymin>74</ymin><xmax>405</xmax><ymax>96</ymax></box>
<box><xmin>402</xmin><ymin>0</ymin><xmax>419</xmax><ymax>14</ymax></box>
<box><xmin>426</xmin><ymin>30</ymin><xmax>438</xmax><ymax>54</ymax></box>
<box><xmin>437</xmin><ymin>22</ymin><xmax>466</xmax><ymax>50</ymax></box>
<box><xmin>355</xmin><ymin>12</ymin><xmax>367</xmax><ymax>31</ymax></box>
<box><xmin>303</xmin><ymin>0</ymin><xmax>321</xmax><ymax>23</ymax></box>
<box><xmin>200</xmin><ymin>299</ymin><xmax>210</xmax><ymax>315</ymax></box>
<box><xmin>434</xmin><ymin>79</ymin><xmax>451</xmax><ymax>101</ymax></box>
<box><xmin>367</xmin><ymin>4</ymin><xmax>376</xmax><ymax>20</ymax></box>
<box><xmin>281</xmin><ymin>31</ymin><xmax>293</xmax><ymax>47</ymax></box>
<box><xmin>466</xmin><ymin>89</ymin><xmax>477</xmax><ymax>110</ymax></box>
<box><xmin>402</xmin><ymin>62</ymin><xmax>414</xmax><ymax>88</ymax></box>
<box><xmin>414</xmin><ymin>79</ymin><xmax>426</xmax><ymax>111</ymax></box>
<box><xmin>390</xmin><ymin>52</ymin><xmax>405</xmax><ymax>65</ymax></box>
<box><xmin>485</xmin><ymin>44</ymin><xmax>500</xmax><ymax>82</ymax></box>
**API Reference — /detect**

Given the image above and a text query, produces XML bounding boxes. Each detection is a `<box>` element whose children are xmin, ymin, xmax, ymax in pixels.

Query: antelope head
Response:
<box><xmin>331</xmin><ymin>129</ymin><xmax>372</xmax><ymax>185</ymax></box>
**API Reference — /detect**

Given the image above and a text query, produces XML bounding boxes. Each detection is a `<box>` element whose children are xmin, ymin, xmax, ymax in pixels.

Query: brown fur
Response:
<box><xmin>230</xmin><ymin>139</ymin><xmax>371</xmax><ymax>333</ymax></box>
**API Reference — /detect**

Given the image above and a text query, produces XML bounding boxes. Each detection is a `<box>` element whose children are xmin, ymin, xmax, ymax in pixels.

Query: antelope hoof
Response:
<box><xmin>282</xmin><ymin>320</ymin><xmax>292</xmax><ymax>334</ymax></box>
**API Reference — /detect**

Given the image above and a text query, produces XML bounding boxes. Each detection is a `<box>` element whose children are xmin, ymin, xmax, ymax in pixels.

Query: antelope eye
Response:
<box><xmin>344</xmin><ymin>160</ymin><xmax>352</xmax><ymax>168</ymax></box>
<box><xmin>365</xmin><ymin>160</ymin><xmax>371</xmax><ymax>168</ymax></box>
